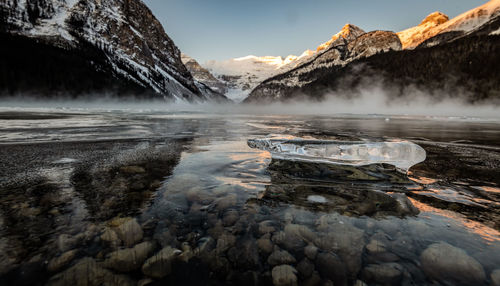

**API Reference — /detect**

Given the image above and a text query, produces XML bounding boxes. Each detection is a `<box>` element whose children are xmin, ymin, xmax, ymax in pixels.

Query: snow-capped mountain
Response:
<box><xmin>244</xmin><ymin>0</ymin><xmax>500</xmax><ymax>103</ymax></box>
<box><xmin>243</xmin><ymin>0</ymin><xmax>500</xmax><ymax>103</ymax></box>
<box><xmin>0</xmin><ymin>0</ymin><xmax>226</xmax><ymax>101</ymax></box>
<box><xmin>244</xmin><ymin>25</ymin><xmax>401</xmax><ymax>102</ymax></box>
<box><xmin>202</xmin><ymin>55</ymin><xmax>304</xmax><ymax>102</ymax></box>
<box><xmin>181</xmin><ymin>54</ymin><xmax>228</xmax><ymax>95</ymax></box>
<box><xmin>397</xmin><ymin>12</ymin><xmax>450</xmax><ymax>49</ymax></box>
<box><xmin>398</xmin><ymin>0</ymin><xmax>500</xmax><ymax>49</ymax></box>
<box><xmin>316</xmin><ymin>24</ymin><xmax>366</xmax><ymax>52</ymax></box>
<box><xmin>202</xmin><ymin>24</ymin><xmax>365</xmax><ymax>102</ymax></box>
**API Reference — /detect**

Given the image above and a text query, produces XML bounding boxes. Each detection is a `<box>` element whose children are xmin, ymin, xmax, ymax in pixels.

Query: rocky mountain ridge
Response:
<box><xmin>181</xmin><ymin>54</ymin><xmax>228</xmax><ymax>95</ymax></box>
<box><xmin>244</xmin><ymin>28</ymin><xmax>402</xmax><ymax>102</ymax></box>
<box><xmin>244</xmin><ymin>0</ymin><xmax>500</xmax><ymax>103</ymax></box>
<box><xmin>202</xmin><ymin>55</ymin><xmax>303</xmax><ymax>102</ymax></box>
<box><xmin>0</xmin><ymin>0</ymin><xmax>227</xmax><ymax>101</ymax></box>
<box><xmin>201</xmin><ymin>23</ymin><xmax>365</xmax><ymax>102</ymax></box>
<box><xmin>397</xmin><ymin>12</ymin><xmax>450</xmax><ymax>49</ymax></box>
<box><xmin>398</xmin><ymin>0</ymin><xmax>500</xmax><ymax>49</ymax></box>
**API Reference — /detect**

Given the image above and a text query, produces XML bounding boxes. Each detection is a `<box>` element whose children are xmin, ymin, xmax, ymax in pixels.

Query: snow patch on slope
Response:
<box><xmin>491</xmin><ymin>27</ymin><xmax>500</xmax><ymax>34</ymax></box>
<box><xmin>29</xmin><ymin>0</ymin><xmax>78</xmax><ymax>41</ymax></box>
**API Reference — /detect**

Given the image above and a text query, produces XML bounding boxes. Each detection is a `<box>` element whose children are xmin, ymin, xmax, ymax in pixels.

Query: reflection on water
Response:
<box><xmin>408</xmin><ymin>174</ymin><xmax>438</xmax><ymax>185</ymax></box>
<box><xmin>409</xmin><ymin>198</ymin><xmax>500</xmax><ymax>243</ymax></box>
<box><xmin>0</xmin><ymin>110</ymin><xmax>499</xmax><ymax>285</ymax></box>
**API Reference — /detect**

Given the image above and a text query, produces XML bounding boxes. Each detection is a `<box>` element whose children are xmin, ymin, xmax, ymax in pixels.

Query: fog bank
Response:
<box><xmin>1</xmin><ymin>88</ymin><xmax>499</xmax><ymax>119</ymax></box>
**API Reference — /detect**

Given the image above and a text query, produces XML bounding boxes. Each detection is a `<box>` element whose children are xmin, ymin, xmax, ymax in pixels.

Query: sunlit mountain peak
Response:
<box><xmin>316</xmin><ymin>23</ymin><xmax>365</xmax><ymax>52</ymax></box>
<box><xmin>398</xmin><ymin>0</ymin><xmax>500</xmax><ymax>49</ymax></box>
<box><xmin>420</xmin><ymin>11</ymin><xmax>449</xmax><ymax>26</ymax></box>
<box><xmin>397</xmin><ymin>11</ymin><xmax>450</xmax><ymax>49</ymax></box>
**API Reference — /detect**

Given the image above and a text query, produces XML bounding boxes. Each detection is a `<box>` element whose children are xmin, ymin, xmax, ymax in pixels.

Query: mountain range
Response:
<box><xmin>1</xmin><ymin>0</ymin><xmax>499</xmax><ymax>104</ymax></box>
<box><xmin>202</xmin><ymin>0</ymin><xmax>500</xmax><ymax>103</ymax></box>
<box><xmin>0</xmin><ymin>0</ymin><xmax>228</xmax><ymax>102</ymax></box>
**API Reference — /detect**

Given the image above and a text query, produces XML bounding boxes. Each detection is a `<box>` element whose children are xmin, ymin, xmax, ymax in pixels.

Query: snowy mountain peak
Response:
<box><xmin>316</xmin><ymin>23</ymin><xmax>365</xmax><ymax>51</ymax></box>
<box><xmin>397</xmin><ymin>12</ymin><xmax>450</xmax><ymax>49</ymax></box>
<box><xmin>419</xmin><ymin>12</ymin><xmax>449</xmax><ymax>26</ymax></box>
<box><xmin>437</xmin><ymin>0</ymin><xmax>500</xmax><ymax>33</ymax></box>
<box><xmin>202</xmin><ymin>23</ymin><xmax>367</xmax><ymax>102</ymax></box>
<box><xmin>398</xmin><ymin>0</ymin><xmax>500</xmax><ymax>49</ymax></box>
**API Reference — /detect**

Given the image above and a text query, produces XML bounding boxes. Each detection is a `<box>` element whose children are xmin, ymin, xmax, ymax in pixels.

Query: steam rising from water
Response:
<box><xmin>1</xmin><ymin>87</ymin><xmax>499</xmax><ymax>119</ymax></box>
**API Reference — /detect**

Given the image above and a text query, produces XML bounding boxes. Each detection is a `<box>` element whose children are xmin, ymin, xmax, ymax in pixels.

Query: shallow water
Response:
<box><xmin>0</xmin><ymin>109</ymin><xmax>499</xmax><ymax>285</ymax></box>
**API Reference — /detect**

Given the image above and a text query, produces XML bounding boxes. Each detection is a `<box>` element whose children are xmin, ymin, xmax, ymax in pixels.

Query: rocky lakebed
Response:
<box><xmin>0</xmin><ymin>109</ymin><xmax>499</xmax><ymax>286</ymax></box>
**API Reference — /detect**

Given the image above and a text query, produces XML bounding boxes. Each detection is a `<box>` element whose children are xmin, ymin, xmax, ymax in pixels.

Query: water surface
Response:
<box><xmin>0</xmin><ymin>109</ymin><xmax>499</xmax><ymax>285</ymax></box>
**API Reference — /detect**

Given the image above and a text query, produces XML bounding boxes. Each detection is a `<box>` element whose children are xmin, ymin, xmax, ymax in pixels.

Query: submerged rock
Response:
<box><xmin>216</xmin><ymin>233</ymin><xmax>237</xmax><ymax>254</ymax></box>
<box><xmin>354</xmin><ymin>280</ymin><xmax>368</xmax><ymax>286</ymax></box>
<box><xmin>362</xmin><ymin>263</ymin><xmax>403</xmax><ymax>285</ymax></box>
<box><xmin>100</xmin><ymin>227</ymin><xmax>121</xmax><ymax>249</ymax></box>
<box><xmin>0</xmin><ymin>238</ymin><xmax>18</xmax><ymax>275</ymax></box>
<box><xmin>389</xmin><ymin>193</ymin><xmax>420</xmax><ymax>216</ymax></box>
<box><xmin>366</xmin><ymin>239</ymin><xmax>387</xmax><ymax>254</ymax></box>
<box><xmin>113</xmin><ymin>218</ymin><xmax>143</xmax><ymax>247</ymax></box>
<box><xmin>138</xmin><ymin>278</ymin><xmax>154</xmax><ymax>286</ymax></box>
<box><xmin>142</xmin><ymin>246</ymin><xmax>182</xmax><ymax>278</ymax></box>
<box><xmin>178</xmin><ymin>242</ymin><xmax>194</xmax><ymax>263</ymax></box>
<box><xmin>272</xmin><ymin>230</ymin><xmax>306</xmax><ymax>253</ymax></box>
<box><xmin>258</xmin><ymin>220</ymin><xmax>277</xmax><ymax>235</ymax></box>
<box><xmin>47</xmin><ymin>257</ymin><xmax>134</xmax><ymax>286</ymax></box>
<box><xmin>56</xmin><ymin>234</ymin><xmax>82</xmax><ymax>252</ymax></box>
<box><xmin>297</xmin><ymin>258</ymin><xmax>315</xmax><ymax>278</ymax></box>
<box><xmin>366</xmin><ymin>233</ymin><xmax>401</xmax><ymax>263</ymax></box>
<box><xmin>222</xmin><ymin>209</ymin><xmax>239</xmax><ymax>226</ymax></box>
<box><xmin>315</xmin><ymin>252</ymin><xmax>347</xmax><ymax>286</ymax></box>
<box><xmin>302</xmin><ymin>271</ymin><xmax>322</xmax><ymax>286</ymax></box>
<box><xmin>47</xmin><ymin>250</ymin><xmax>78</xmax><ymax>272</ymax></box>
<box><xmin>272</xmin><ymin>265</ymin><xmax>298</xmax><ymax>286</ymax></box>
<box><xmin>491</xmin><ymin>269</ymin><xmax>500</xmax><ymax>286</ymax></box>
<box><xmin>215</xmin><ymin>194</ymin><xmax>238</xmax><ymax>211</ymax></box>
<box><xmin>119</xmin><ymin>166</ymin><xmax>146</xmax><ymax>174</ymax></box>
<box><xmin>420</xmin><ymin>242</ymin><xmax>486</xmax><ymax>285</ymax></box>
<box><xmin>186</xmin><ymin>187</ymin><xmax>214</xmax><ymax>204</ymax></box>
<box><xmin>227</xmin><ymin>238</ymin><xmax>260</xmax><ymax>268</ymax></box>
<box><xmin>304</xmin><ymin>244</ymin><xmax>318</xmax><ymax>261</ymax></box>
<box><xmin>257</xmin><ymin>234</ymin><xmax>274</xmax><ymax>254</ymax></box>
<box><xmin>314</xmin><ymin>220</ymin><xmax>365</xmax><ymax>277</ymax></box>
<box><xmin>267</xmin><ymin>247</ymin><xmax>296</xmax><ymax>266</ymax></box>
<box><xmin>194</xmin><ymin>237</ymin><xmax>216</xmax><ymax>256</ymax></box>
<box><xmin>284</xmin><ymin>224</ymin><xmax>317</xmax><ymax>244</ymax></box>
<box><xmin>104</xmin><ymin>241</ymin><xmax>155</xmax><ymax>272</ymax></box>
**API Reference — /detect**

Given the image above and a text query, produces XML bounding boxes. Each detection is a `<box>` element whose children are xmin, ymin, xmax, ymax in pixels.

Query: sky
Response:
<box><xmin>143</xmin><ymin>0</ymin><xmax>486</xmax><ymax>63</ymax></box>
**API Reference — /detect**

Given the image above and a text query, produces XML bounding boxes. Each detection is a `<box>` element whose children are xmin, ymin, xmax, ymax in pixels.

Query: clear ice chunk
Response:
<box><xmin>247</xmin><ymin>138</ymin><xmax>426</xmax><ymax>173</ymax></box>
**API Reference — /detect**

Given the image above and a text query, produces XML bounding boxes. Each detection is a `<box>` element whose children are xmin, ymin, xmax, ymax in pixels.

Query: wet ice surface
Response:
<box><xmin>247</xmin><ymin>138</ymin><xmax>426</xmax><ymax>172</ymax></box>
<box><xmin>0</xmin><ymin>108</ymin><xmax>499</xmax><ymax>285</ymax></box>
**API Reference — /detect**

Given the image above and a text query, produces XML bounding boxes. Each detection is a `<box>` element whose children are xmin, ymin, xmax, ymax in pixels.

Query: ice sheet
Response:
<box><xmin>248</xmin><ymin>138</ymin><xmax>426</xmax><ymax>172</ymax></box>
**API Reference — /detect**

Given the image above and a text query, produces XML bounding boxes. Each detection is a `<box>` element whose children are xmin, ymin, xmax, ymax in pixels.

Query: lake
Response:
<box><xmin>0</xmin><ymin>108</ymin><xmax>499</xmax><ymax>286</ymax></box>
